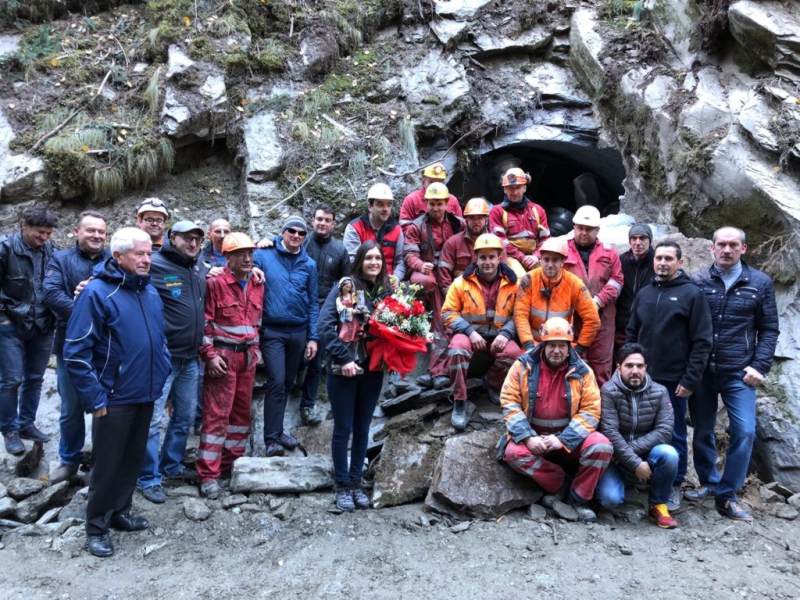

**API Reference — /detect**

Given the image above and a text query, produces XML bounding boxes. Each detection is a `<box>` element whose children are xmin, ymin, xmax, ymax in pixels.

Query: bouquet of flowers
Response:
<box><xmin>366</xmin><ymin>282</ymin><xmax>432</xmax><ymax>375</ymax></box>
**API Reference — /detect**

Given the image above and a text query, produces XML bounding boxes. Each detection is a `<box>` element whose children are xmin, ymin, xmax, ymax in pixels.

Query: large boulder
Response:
<box><xmin>371</xmin><ymin>431</ymin><xmax>442</xmax><ymax>508</ymax></box>
<box><xmin>472</xmin><ymin>26</ymin><xmax>553</xmax><ymax>59</ymax></box>
<box><xmin>425</xmin><ymin>429</ymin><xmax>542</xmax><ymax>519</ymax></box>
<box><xmin>242</xmin><ymin>112</ymin><xmax>285</xmax><ymax>184</ymax></box>
<box><xmin>14</xmin><ymin>481</ymin><xmax>69</xmax><ymax>524</ymax></box>
<box><xmin>230</xmin><ymin>456</ymin><xmax>333</xmax><ymax>493</ymax></box>
<box><xmin>433</xmin><ymin>0</ymin><xmax>494</xmax><ymax>21</ymax></box>
<box><xmin>400</xmin><ymin>48</ymin><xmax>470</xmax><ymax>131</ymax></box>
<box><xmin>753</xmin><ymin>394</ymin><xmax>800</xmax><ymax>493</ymax></box>
<box><xmin>728</xmin><ymin>1</ymin><xmax>800</xmax><ymax>84</ymax></box>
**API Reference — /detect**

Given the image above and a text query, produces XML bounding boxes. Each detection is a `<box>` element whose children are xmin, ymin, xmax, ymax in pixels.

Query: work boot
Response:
<box><xmin>416</xmin><ymin>374</ymin><xmax>434</xmax><ymax>389</ymax></box>
<box><xmin>18</xmin><ymin>424</ymin><xmax>49</xmax><ymax>443</ymax></box>
<box><xmin>351</xmin><ymin>487</ymin><xmax>371</xmax><ymax>510</ymax></box>
<box><xmin>86</xmin><ymin>533</ymin><xmax>114</xmax><ymax>558</ymax></box>
<box><xmin>570</xmin><ymin>501</ymin><xmax>597</xmax><ymax>523</ymax></box>
<box><xmin>265</xmin><ymin>441</ymin><xmax>285</xmax><ymax>457</ymax></box>
<box><xmin>684</xmin><ymin>486</ymin><xmax>712</xmax><ymax>502</ymax></box>
<box><xmin>451</xmin><ymin>400</ymin><xmax>469</xmax><ymax>431</ymax></box>
<box><xmin>200</xmin><ymin>479</ymin><xmax>221</xmax><ymax>500</ymax></box>
<box><xmin>667</xmin><ymin>486</ymin><xmax>682</xmax><ymax>513</ymax></box>
<box><xmin>300</xmin><ymin>406</ymin><xmax>322</xmax><ymax>426</ymax></box>
<box><xmin>163</xmin><ymin>467</ymin><xmax>199</xmax><ymax>485</ymax></box>
<box><xmin>649</xmin><ymin>503</ymin><xmax>678</xmax><ymax>529</ymax></box>
<box><xmin>432</xmin><ymin>376</ymin><xmax>451</xmax><ymax>390</ymax></box>
<box><xmin>140</xmin><ymin>485</ymin><xmax>167</xmax><ymax>504</ymax></box>
<box><xmin>111</xmin><ymin>512</ymin><xmax>149</xmax><ymax>532</ymax></box>
<box><xmin>334</xmin><ymin>489</ymin><xmax>355</xmax><ymax>513</ymax></box>
<box><xmin>716</xmin><ymin>498</ymin><xmax>752</xmax><ymax>522</ymax></box>
<box><xmin>3</xmin><ymin>431</ymin><xmax>25</xmax><ymax>456</ymax></box>
<box><xmin>482</xmin><ymin>377</ymin><xmax>501</xmax><ymax>406</ymax></box>
<box><xmin>278</xmin><ymin>432</ymin><xmax>299</xmax><ymax>450</ymax></box>
<box><xmin>50</xmin><ymin>463</ymin><xmax>78</xmax><ymax>485</ymax></box>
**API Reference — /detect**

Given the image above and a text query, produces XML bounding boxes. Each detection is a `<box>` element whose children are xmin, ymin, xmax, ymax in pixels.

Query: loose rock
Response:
<box><xmin>14</xmin><ymin>482</ymin><xmax>69</xmax><ymax>524</ymax></box>
<box><xmin>551</xmin><ymin>500</ymin><xmax>578</xmax><ymax>522</ymax></box>
<box><xmin>527</xmin><ymin>503</ymin><xmax>548</xmax><ymax>521</ymax></box>
<box><xmin>775</xmin><ymin>505</ymin><xmax>799</xmax><ymax>521</ymax></box>
<box><xmin>0</xmin><ymin>497</ymin><xmax>17</xmax><ymax>518</ymax></box>
<box><xmin>230</xmin><ymin>456</ymin><xmax>334</xmax><ymax>493</ymax></box>
<box><xmin>183</xmin><ymin>498</ymin><xmax>212</xmax><ymax>522</ymax></box>
<box><xmin>222</xmin><ymin>494</ymin><xmax>249</xmax><ymax>509</ymax></box>
<box><xmin>6</xmin><ymin>478</ymin><xmax>46</xmax><ymax>501</ymax></box>
<box><xmin>372</xmin><ymin>431</ymin><xmax>442</xmax><ymax>508</ymax></box>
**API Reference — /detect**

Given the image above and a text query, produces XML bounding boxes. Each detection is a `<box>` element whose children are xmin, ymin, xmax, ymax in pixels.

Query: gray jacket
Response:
<box><xmin>600</xmin><ymin>370</ymin><xmax>673</xmax><ymax>473</ymax></box>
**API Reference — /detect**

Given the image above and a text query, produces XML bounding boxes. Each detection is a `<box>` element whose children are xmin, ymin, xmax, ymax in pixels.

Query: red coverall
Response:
<box><xmin>197</xmin><ymin>269</ymin><xmax>264</xmax><ymax>483</ymax></box>
<box><xmin>399</xmin><ymin>188</ymin><xmax>462</xmax><ymax>231</ymax></box>
<box><xmin>488</xmin><ymin>198</ymin><xmax>550</xmax><ymax>262</ymax></box>
<box><xmin>563</xmin><ymin>239</ymin><xmax>623</xmax><ymax>386</ymax></box>
<box><xmin>438</xmin><ymin>230</ymin><xmax>475</xmax><ymax>291</ymax></box>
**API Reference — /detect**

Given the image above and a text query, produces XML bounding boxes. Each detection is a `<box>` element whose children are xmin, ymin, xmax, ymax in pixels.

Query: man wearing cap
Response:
<box><xmin>439</xmin><ymin>197</ymin><xmax>491</xmax><ymax>290</ymax></box>
<box><xmin>344</xmin><ymin>183</ymin><xmax>406</xmax><ymax>279</ymax></box>
<box><xmin>254</xmin><ymin>216</ymin><xmax>319</xmax><ymax>457</ymax></box>
<box><xmin>200</xmin><ymin>218</ymin><xmax>232</xmax><ymax>272</ymax></box>
<box><xmin>564</xmin><ymin>205</ymin><xmax>623</xmax><ymax>386</ymax></box>
<box><xmin>440</xmin><ymin>233</ymin><xmax>524</xmax><ymax>429</ymax></box>
<box><xmin>399</xmin><ymin>162</ymin><xmax>462</xmax><ymax>231</ymax></box>
<box><xmin>514</xmin><ymin>236</ymin><xmax>600</xmax><ymax>353</ymax></box>
<box><xmin>136</xmin><ymin>198</ymin><xmax>169</xmax><ymax>250</ymax></box>
<box><xmin>137</xmin><ymin>221</ymin><xmax>207</xmax><ymax>504</ymax></box>
<box><xmin>197</xmin><ymin>233</ymin><xmax>264</xmax><ymax>499</ymax></box>
<box><xmin>615</xmin><ymin>223</ymin><xmax>655</xmax><ymax>354</ymax></box>
<box><xmin>489</xmin><ymin>167</ymin><xmax>550</xmax><ymax>271</ymax></box>
<box><xmin>499</xmin><ymin>317</ymin><xmax>612</xmax><ymax>522</ymax></box>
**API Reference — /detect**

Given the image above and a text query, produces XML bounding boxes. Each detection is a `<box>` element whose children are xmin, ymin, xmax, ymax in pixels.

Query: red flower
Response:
<box><xmin>410</xmin><ymin>300</ymin><xmax>426</xmax><ymax>316</ymax></box>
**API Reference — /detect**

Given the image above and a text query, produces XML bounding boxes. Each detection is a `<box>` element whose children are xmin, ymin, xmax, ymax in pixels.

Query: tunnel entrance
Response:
<box><xmin>449</xmin><ymin>141</ymin><xmax>626</xmax><ymax>237</ymax></box>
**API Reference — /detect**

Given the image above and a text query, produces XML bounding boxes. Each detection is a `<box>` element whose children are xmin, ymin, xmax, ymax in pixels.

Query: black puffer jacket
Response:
<box><xmin>305</xmin><ymin>233</ymin><xmax>350</xmax><ymax>304</ymax></box>
<box><xmin>0</xmin><ymin>232</ymin><xmax>56</xmax><ymax>332</ymax></box>
<box><xmin>600</xmin><ymin>370</ymin><xmax>674</xmax><ymax>473</ymax></box>
<box><xmin>615</xmin><ymin>248</ymin><xmax>654</xmax><ymax>334</ymax></box>
<box><xmin>694</xmin><ymin>262</ymin><xmax>779</xmax><ymax>375</ymax></box>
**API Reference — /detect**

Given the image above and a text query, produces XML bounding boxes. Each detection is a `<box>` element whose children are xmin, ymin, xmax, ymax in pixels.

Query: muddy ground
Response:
<box><xmin>2</xmin><ymin>370</ymin><xmax>800</xmax><ymax>600</ymax></box>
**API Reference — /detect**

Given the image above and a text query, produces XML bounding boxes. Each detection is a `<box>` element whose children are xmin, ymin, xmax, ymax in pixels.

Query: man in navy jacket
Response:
<box><xmin>64</xmin><ymin>227</ymin><xmax>171</xmax><ymax>558</ymax></box>
<box><xmin>43</xmin><ymin>210</ymin><xmax>109</xmax><ymax>483</ymax></box>
<box><xmin>686</xmin><ymin>226</ymin><xmax>779</xmax><ymax>521</ymax></box>
<box><xmin>254</xmin><ymin>215</ymin><xmax>319</xmax><ymax>457</ymax></box>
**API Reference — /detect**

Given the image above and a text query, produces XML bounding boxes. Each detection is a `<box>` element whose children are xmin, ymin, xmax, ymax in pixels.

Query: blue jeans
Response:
<box><xmin>57</xmin><ymin>354</ymin><xmax>86</xmax><ymax>466</ymax></box>
<box><xmin>138</xmin><ymin>357</ymin><xmax>199</xmax><ymax>489</ymax></box>
<box><xmin>596</xmin><ymin>444</ymin><xmax>679</xmax><ymax>507</ymax></box>
<box><xmin>327</xmin><ymin>370</ymin><xmax>383</xmax><ymax>488</ymax></box>
<box><xmin>690</xmin><ymin>370</ymin><xmax>756</xmax><ymax>502</ymax></box>
<box><xmin>0</xmin><ymin>321</ymin><xmax>53</xmax><ymax>434</ymax></box>
<box><xmin>656</xmin><ymin>379</ymin><xmax>688</xmax><ymax>486</ymax></box>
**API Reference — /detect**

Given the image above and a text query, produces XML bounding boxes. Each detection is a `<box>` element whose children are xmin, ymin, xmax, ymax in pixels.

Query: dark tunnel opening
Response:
<box><xmin>448</xmin><ymin>141</ymin><xmax>626</xmax><ymax>237</ymax></box>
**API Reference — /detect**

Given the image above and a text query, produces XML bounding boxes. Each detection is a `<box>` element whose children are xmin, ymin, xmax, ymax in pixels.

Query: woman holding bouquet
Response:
<box><xmin>319</xmin><ymin>240</ymin><xmax>390</xmax><ymax>512</ymax></box>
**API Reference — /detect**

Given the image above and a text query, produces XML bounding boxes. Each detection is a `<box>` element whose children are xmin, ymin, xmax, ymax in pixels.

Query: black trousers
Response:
<box><xmin>86</xmin><ymin>402</ymin><xmax>154</xmax><ymax>535</ymax></box>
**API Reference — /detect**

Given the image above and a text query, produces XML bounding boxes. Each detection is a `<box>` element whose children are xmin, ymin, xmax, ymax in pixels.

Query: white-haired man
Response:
<box><xmin>64</xmin><ymin>227</ymin><xmax>171</xmax><ymax>558</ymax></box>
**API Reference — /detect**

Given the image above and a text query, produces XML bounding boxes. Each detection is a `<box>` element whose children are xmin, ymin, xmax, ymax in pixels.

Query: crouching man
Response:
<box><xmin>596</xmin><ymin>343</ymin><xmax>679</xmax><ymax>528</ymax></box>
<box><xmin>498</xmin><ymin>317</ymin><xmax>612</xmax><ymax>522</ymax></box>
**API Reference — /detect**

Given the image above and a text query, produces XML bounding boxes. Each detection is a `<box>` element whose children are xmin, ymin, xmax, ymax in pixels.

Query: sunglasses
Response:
<box><xmin>286</xmin><ymin>228</ymin><xmax>307</xmax><ymax>237</ymax></box>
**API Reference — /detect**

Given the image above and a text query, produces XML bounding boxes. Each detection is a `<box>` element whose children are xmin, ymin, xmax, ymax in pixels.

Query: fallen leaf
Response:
<box><xmin>183</xmin><ymin>16</ymin><xmax>191</xmax><ymax>27</ymax></box>
<box><xmin>81</xmin><ymin>145</ymin><xmax>90</xmax><ymax>152</ymax></box>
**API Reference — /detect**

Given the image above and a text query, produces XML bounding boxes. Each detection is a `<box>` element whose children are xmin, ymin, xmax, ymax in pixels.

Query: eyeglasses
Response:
<box><xmin>142</xmin><ymin>217</ymin><xmax>165</xmax><ymax>225</ymax></box>
<box><xmin>286</xmin><ymin>228</ymin><xmax>307</xmax><ymax>237</ymax></box>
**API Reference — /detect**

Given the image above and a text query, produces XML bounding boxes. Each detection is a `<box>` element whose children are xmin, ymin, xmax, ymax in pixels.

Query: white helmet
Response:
<box><xmin>572</xmin><ymin>205</ymin><xmax>601</xmax><ymax>228</ymax></box>
<box><xmin>367</xmin><ymin>182</ymin><xmax>393</xmax><ymax>201</ymax></box>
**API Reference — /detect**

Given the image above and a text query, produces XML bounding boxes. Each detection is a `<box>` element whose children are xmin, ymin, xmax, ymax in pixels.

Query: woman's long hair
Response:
<box><xmin>350</xmin><ymin>240</ymin><xmax>390</xmax><ymax>293</ymax></box>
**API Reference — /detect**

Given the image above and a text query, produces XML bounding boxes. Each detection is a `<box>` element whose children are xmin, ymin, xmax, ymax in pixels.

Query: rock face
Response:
<box><xmin>753</xmin><ymin>396</ymin><xmax>800</xmax><ymax>493</ymax></box>
<box><xmin>433</xmin><ymin>0</ymin><xmax>494</xmax><ymax>21</ymax></box>
<box><xmin>372</xmin><ymin>431</ymin><xmax>442</xmax><ymax>508</ymax></box>
<box><xmin>425</xmin><ymin>429</ymin><xmax>543</xmax><ymax>519</ymax></box>
<box><xmin>242</xmin><ymin>113</ymin><xmax>285</xmax><ymax>184</ymax></box>
<box><xmin>472</xmin><ymin>27</ymin><xmax>553</xmax><ymax>59</ymax></box>
<box><xmin>569</xmin><ymin>9</ymin><xmax>605</xmax><ymax>96</ymax></box>
<box><xmin>230</xmin><ymin>456</ymin><xmax>334</xmax><ymax>493</ymax></box>
<box><xmin>400</xmin><ymin>49</ymin><xmax>470</xmax><ymax>130</ymax></box>
<box><xmin>728</xmin><ymin>1</ymin><xmax>800</xmax><ymax>84</ymax></box>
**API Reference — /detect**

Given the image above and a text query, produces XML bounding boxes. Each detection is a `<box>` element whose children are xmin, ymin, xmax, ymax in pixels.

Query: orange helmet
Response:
<box><xmin>221</xmin><ymin>232</ymin><xmax>255</xmax><ymax>254</ymax></box>
<box><xmin>539</xmin><ymin>317</ymin><xmax>573</xmax><ymax>342</ymax></box>
<box><xmin>501</xmin><ymin>167</ymin><xmax>531</xmax><ymax>187</ymax></box>
<box><xmin>463</xmin><ymin>197</ymin><xmax>491</xmax><ymax>216</ymax></box>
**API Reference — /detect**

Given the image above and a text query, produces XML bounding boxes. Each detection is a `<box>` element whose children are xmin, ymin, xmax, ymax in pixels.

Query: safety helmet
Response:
<box><xmin>538</xmin><ymin>236</ymin><xmax>569</xmax><ymax>258</ymax></box>
<box><xmin>463</xmin><ymin>197</ymin><xmax>491</xmax><ymax>216</ymax></box>
<box><xmin>424</xmin><ymin>181</ymin><xmax>450</xmax><ymax>201</ymax></box>
<box><xmin>539</xmin><ymin>317</ymin><xmax>574</xmax><ymax>342</ymax></box>
<box><xmin>367</xmin><ymin>182</ymin><xmax>394</xmax><ymax>201</ymax></box>
<box><xmin>221</xmin><ymin>232</ymin><xmax>256</xmax><ymax>254</ymax></box>
<box><xmin>572</xmin><ymin>205</ymin><xmax>601</xmax><ymax>228</ymax></box>
<box><xmin>473</xmin><ymin>233</ymin><xmax>504</xmax><ymax>252</ymax></box>
<box><xmin>422</xmin><ymin>162</ymin><xmax>447</xmax><ymax>180</ymax></box>
<box><xmin>501</xmin><ymin>167</ymin><xmax>531</xmax><ymax>187</ymax></box>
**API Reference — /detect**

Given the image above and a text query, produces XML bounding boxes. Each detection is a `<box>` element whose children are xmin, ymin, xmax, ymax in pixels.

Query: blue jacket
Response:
<box><xmin>43</xmin><ymin>244</ymin><xmax>110</xmax><ymax>354</ymax></box>
<box><xmin>254</xmin><ymin>238</ymin><xmax>319</xmax><ymax>340</ymax></box>
<box><xmin>63</xmin><ymin>257</ymin><xmax>171</xmax><ymax>412</ymax></box>
<box><xmin>695</xmin><ymin>261</ymin><xmax>779</xmax><ymax>375</ymax></box>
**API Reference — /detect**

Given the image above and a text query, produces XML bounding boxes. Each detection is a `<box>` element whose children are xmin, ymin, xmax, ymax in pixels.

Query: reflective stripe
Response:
<box><xmin>491</xmin><ymin>226</ymin><xmax>506</xmax><ymax>235</ymax></box>
<box><xmin>607</xmin><ymin>279</ymin><xmax>623</xmax><ymax>291</ymax></box>
<box><xmin>199</xmin><ymin>449</ymin><xmax>220</xmax><ymax>460</ymax></box>
<box><xmin>227</xmin><ymin>425</ymin><xmax>249</xmax><ymax>433</ymax></box>
<box><xmin>218</xmin><ymin>324</ymin><xmax>256</xmax><ymax>335</ymax></box>
<box><xmin>201</xmin><ymin>433</ymin><xmax>225</xmax><ymax>445</ymax></box>
<box><xmin>405</xmin><ymin>243</ymin><xmax>420</xmax><ymax>252</ymax></box>
<box><xmin>495</xmin><ymin>316</ymin><xmax>511</xmax><ymax>324</ymax></box>
<box><xmin>529</xmin><ymin>307</ymin><xmax>572</xmax><ymax>320</ymax></box>
<box><xmin>224</xmin><ymin>439</ymin><xmax>248</xmax><ymax>449</ymax></box>
<box><xmin>580</xmin><ymin>459</ymin><xmax>611</xmax><ymax>469</ymax></box>
<box><xmin>530</xmin><ymin>417</ymin><xmax>570</xmax><ymax>428</ymax></box>
<box><xmin>508</xmin><ymin>231</ymin><xmax>536</xmax><ymax>239</ymax></box>
<box><xmin>210</xmin><ymin>334</ymin><xmax>250</xmax><ymax>345</ymax></box>
<box><xmin>439</xmin><ymin>260</ymin><xmax>454</xmax><ymax>270</ymax></box>
<box><xmin>202</xmin><ymin>336</ymin><xmax>214</xmax><ymax>345</ymax></box>
<box><xmin>486</xmin><ymin>309</ymin><xmax>495</xmax><ymax>319</ymax></box>
<box><xmin>447</xmin><ymin>348</ymin><xmax>472</xmax><ymax>358</ymax></box>
<box><xmin>399</xmin><ymin>219</ymin><xmax>413</xmax><ymax>226</ymax></box>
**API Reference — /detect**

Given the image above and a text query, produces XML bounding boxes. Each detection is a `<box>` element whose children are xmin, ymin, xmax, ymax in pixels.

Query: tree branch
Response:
<box><xmin>266</xmin><ymin>162</ymin><xmax>342</xmax><ymax>212</ymax></box>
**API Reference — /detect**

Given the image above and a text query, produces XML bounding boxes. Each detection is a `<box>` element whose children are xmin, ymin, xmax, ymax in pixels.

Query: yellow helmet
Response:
<box><xmin>367</xmin><ymin>182</ymin><xmax>393</xmax><ymax>201</ymax></box>
<box><xmin>424</xmin><ymin>181</ymin><xmax>450</xmax><ymax>201</ymax></box>
<box><xmin>501</xmin><ymin>167</ymin><xmax>531</xmax><ymax>187</ymax></box>
<box><xmin>422</xmin><ymin>162</ymin><xmax>447</xmax><ymax>180</ymax></box>
<box><xmin>463</xmin><ymin>197</ymin><xmax>490</xmax><ymax>217</ymax></box>
<box><xmin>539</xmin><ymin>236</ymin><xmax>569</xmax><ymax>258</ymax></box>
<box><xmin>539</xmin><ymin>317</ymin><xmax>574</xmax><ymax>342</ymax></box>
<box><xmin>221</xmin><ymin>232</ymin><xmax>255</xmax><ymax>254</ymax></box>
<box><xmin>473</xmin><ymin>233</ymin><xmax>503</xmax><ymax>252</ymax></box>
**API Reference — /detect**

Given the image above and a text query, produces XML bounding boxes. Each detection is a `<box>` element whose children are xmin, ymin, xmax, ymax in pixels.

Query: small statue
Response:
<box><xmin>337</xmin><ymin>277</ymin><xmax>368</xmax><ymax>342</ymax></box>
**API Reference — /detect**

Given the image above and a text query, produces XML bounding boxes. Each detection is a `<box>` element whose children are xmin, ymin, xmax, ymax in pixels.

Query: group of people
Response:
<box><xmin>0</xmin><ymin>161</ymin><xmax>779</xmax><ymax>557</ymax></box>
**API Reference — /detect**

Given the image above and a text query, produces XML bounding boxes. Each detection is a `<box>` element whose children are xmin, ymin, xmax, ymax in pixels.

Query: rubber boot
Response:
<box><xmin>451</xmin><ymin>400</ymin><xmax>468</xmax><ymax>431</ymax></box>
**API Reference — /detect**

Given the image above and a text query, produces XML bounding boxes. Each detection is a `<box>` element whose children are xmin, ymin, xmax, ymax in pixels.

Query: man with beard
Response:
<box><xmin>597</xmin><ymin>343</ymin><xmax>679</xmax><ymax>528</ymax></box>
<box><xmin>499</xmin><ymin>317</ymin><xmax>611</xmax><ymax>522</ymax></box>
<box><xmin>615</xmin><ymin>224</ymin><xmax>655</xmax><ymax>353</ymax></box>
<box><xmin>399</xmin><ymin>162</ymin><xmax>462</xmax><ymax>231</ymax></box>
<box><xmin>626</xmin><ymin>241</ymin><xmax>712</xmax><ymax>513</ymax></box>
